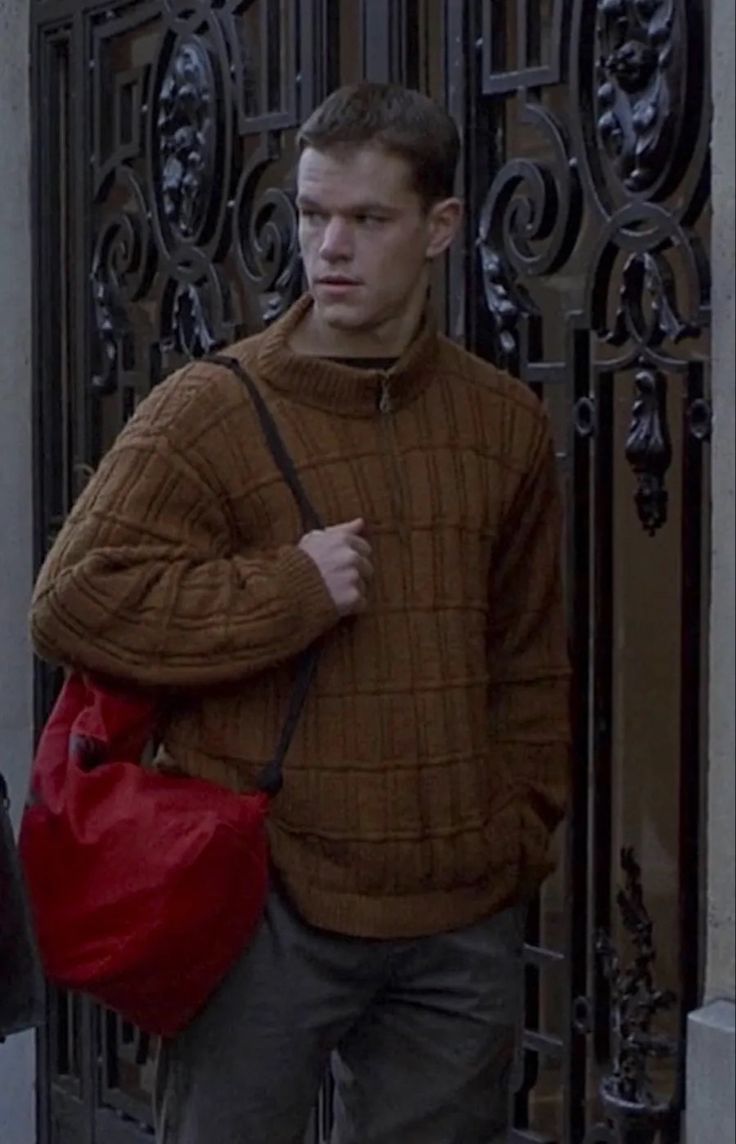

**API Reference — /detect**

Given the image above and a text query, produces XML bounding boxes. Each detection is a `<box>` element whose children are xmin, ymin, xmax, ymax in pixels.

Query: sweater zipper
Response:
<box><xmin>378</xmin><ymin>378</ymin><xmax>408</xmax><ymax>544</ymax></box>
<box><xmin>377</xmin><ymin>379</ymin><xmax>424</xmax><ymax>852</ymax></box>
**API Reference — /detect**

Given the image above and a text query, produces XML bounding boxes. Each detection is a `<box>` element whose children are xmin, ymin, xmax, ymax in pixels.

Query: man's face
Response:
<box><xmin>296</xmin><ymin>145</ymin><xmax>459</xmax><ymax>335</ymax></box>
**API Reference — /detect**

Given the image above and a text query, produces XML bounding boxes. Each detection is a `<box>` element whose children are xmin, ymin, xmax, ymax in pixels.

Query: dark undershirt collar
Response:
<box><xmin>255</xmin><ymin>295</ymin><xmax>440</xmax><ymax>417</ymax></box>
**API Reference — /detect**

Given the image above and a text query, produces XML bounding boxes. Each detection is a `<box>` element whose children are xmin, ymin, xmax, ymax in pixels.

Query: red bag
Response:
<box><xmin>19</xmin><ymin>357</ymin><xmax>322</xmax><ymax>1037</ymax></box>
<box><xmin>19</xmin><ymin>673</ymin><xmax>271</xmax><ymax>1036</ymax></box>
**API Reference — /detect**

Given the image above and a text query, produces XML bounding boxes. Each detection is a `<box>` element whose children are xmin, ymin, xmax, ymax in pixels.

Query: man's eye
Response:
<box><xmin>355</xmin><ymin>214</ymin><xmax>385</xmax><ymax>226</ymax></box>
<box><xmin>300</xmin><ymin>210</ymin><xmax>323</xmax><ymax>223</ymax></box>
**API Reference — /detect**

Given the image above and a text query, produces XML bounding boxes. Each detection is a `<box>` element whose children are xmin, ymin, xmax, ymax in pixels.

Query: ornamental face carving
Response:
<box><xmin>595</xmin><ymin>0</ymin><xmax>682</xmax><ymax>193</ymax></box>
<box><xmin>156</xmin><ymin>39</ymin><xmax>215</xmax><ymax>243</ymax></box>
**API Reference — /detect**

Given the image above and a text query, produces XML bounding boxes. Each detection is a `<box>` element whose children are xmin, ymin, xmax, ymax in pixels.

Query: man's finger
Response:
<box><xmin>347</xmin><ymin>536</ymin><xmax>372</xmax><ymax>558</ymax></box>
<box><xmin>355</xmin><ymin>555</ymin><xmax>374</xmax><ymax>581</ymax></box>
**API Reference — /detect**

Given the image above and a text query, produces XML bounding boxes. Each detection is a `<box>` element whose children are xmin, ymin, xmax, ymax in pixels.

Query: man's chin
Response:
<box><xmin>312</xmin><ymin>299</ymin><xmax>367</xmax><ymax>331</ymax></box>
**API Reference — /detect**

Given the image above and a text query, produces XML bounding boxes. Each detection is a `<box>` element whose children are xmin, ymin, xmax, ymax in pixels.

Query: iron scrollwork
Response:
<box><xmin>168</xmin><ymin>281</ymin><xmax>218</xmax><ymax>357</ymax></box>
<box><xmin>593</xmin><ymin>848</ymin><xmax>678</xmax><ymax>1143</ymax></box>
<box><xmin>156</xmin><ymin>39</ymin><xmax>217</xmax><ymax>244</ymax></box>
<box><xmin>625</xmin><ymin>367</ymin><xmax>672</xmax><ymax>535</ymax></box>
<box><xmin>585</xmin><ymin>207</ymin><xmax>705</xmax><ymax>534</ymax></box>
<box><xmin>158</xmin><ymin>243</ymin><xmax>235</xmax><ymax>359</ymax></box>
<box><xmin>89</xmin><ymin>170</ymin><xmax>155</xmax><ymax>394</ymax></box>
<box><xmin>603</xmin><ymin>249</ymin><xmax>699</xmax><ymax>350</ymax></box>
<box><xmin>88</xmin><ymin>0</ymin><xmax>303</xmax><ymax>399</ymax></box>
<box><xmin>477</xmin><ymin>105</ymin><xmax>581</xmax><ymax>364</ymax></box>
<box><xmin>595</xmin><ymin>0</ymin><xmax>682</xmax><ymax>195</ymax></box>
<box><xmin>90</xmin><ymin>254</ymin><xmax>128</xmax><ymax>395</ymax></box>
<box><xmin>470</xmin><ymin>5</ymin><xmax>710</xmax><ymax>1139</ymax></box>
<box><xmin>234</xmin><ymin>143</ymin><xmax>302</xmax><ymax>326</ymax></box>
<box><xmin>475</xmin><ymin>247</ymin><xmax>522</xmax><ymax>362</ymax></box>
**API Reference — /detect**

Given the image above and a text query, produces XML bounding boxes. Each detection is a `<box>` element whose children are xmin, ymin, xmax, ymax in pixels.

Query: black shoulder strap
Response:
<box><xmin>206</xmin><ymin>353</ymin><xmax>323</xmax><ymax>797</ymax></box>
<box><xmin>208</xmin><ymin>354</ymin><xmax>322</xmax><ymax>534</ymax></box>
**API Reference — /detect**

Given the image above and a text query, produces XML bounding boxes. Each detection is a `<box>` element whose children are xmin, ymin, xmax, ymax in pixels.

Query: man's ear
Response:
<box><xmin>426</xmin><ymin>198</ymin><xmax>463</xmax><ymax>260</ymax></box>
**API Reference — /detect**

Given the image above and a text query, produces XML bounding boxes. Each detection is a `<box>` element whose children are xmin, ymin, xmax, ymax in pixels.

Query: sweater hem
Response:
<box><xmin>275</xmin><ymin>868</ymin><xmax>541</xmax><ymax>940</ymax></box>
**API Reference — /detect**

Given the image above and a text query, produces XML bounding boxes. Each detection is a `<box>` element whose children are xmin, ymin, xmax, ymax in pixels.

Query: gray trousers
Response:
<box><xmin>155</xmin><ymin>879</ymin><xmax>525</xmax><ymax>1144</ymax></box>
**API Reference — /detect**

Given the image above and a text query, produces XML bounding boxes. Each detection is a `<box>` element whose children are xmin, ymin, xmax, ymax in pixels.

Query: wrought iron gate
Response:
<box><xmin>31</xmin><ymin>2</ymin><xmax>711</xmax><ymax>1142</ymax></box>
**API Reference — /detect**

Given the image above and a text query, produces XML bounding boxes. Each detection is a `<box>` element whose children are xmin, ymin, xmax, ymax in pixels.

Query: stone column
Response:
<box><xmin>686</xmin><ymin>0</ymin><xmax>736</xmax><ymax>1140</ymax></box>
<box><xmin>0</xmin><ymin>0</ymin><xmax>36</xmax><ymax>1140</ymax></box>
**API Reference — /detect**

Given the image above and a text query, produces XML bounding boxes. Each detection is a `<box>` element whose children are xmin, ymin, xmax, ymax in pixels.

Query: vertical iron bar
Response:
<box><xmin>32</xmin><ymin>17</ymin><xmax>75</xmax><ymax>1143</ymax></box>
<box><xmin>676</xmin><ymin>365</ymin><xmax>706</xmax><ymax>1114</ymax></box>
<box><xmin>592</xmin><ymin>370</ymin><xmax>614</xmax><ymax>1070</ymax></box>
<box><xmin>299</xmin><ymin>0</ymin><xmax>340</xmax><ymax>114</ymax></box>
<box><xmin>402</xmin><ymin>0</ymin><xmax>420</xmax><ymax>88</ymax></box>
<box><xmin>517</xmin><ymin>0</ymin><xmax>528</xmax><ymax>73</ymax></box>
<box><xmin>362</xmin><ymin>0</ymin><xmax>392</xmax><ymax>82</ymax></box>
<box><xmin>298</xmin><ymin>0</ymin><xmax>317</xmax><ymax>115</ymax></box>
<box><xmin>266</xmin><ymin>0</ymin><xmax>282</xmax><ymax>114</ymax></box>
<box><xmin>567</xmin><ymin>325</ymin><xmax>594</xmax><ymax>1143</ymax></box>
<box><xmin>72</xmin><ymin>6</ymin><xmax>93</xmax><ymax>474</ymax></box>
<box><xmin>324</xmin><ymin>0</ymin><xmax>341</xmax><ymax>91</ymax></box>
<box><xmin>445</xmin><ymin>0</ymin><xmax>467</xmax><ymax>343</ymax></box>
<box><xmin>259</xmin><ymin>0</ymin><xmax>270</xmax><ymax>115</ymax></box>
<box><xmin>73</xmin><ymin>12</ymin><xmax>97</xmax><ymax>1139</ymax></box>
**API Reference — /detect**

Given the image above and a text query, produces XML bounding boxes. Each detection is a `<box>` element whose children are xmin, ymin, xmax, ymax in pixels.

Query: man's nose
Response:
<box><xmin>319</xmin><ymin>217</ymin><xmax>353</xmax><ymax>261</ymax></box>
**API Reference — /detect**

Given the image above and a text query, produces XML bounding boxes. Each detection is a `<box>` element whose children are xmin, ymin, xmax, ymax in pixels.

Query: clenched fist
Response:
<box><xmin>298</xmin><ymin>518</ymin><xmax>373</xmax><ymax>617</ymax></box>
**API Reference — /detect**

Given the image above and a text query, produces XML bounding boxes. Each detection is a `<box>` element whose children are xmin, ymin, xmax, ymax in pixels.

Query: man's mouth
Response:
<box><xmin>317</xmin><ymin>277</ymin><xmax>361</xmax><ymax>287</ymax></box>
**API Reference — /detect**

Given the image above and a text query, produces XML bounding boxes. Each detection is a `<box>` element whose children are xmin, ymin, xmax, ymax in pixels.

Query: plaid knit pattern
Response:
<box><xmin>30</xmin><ymin>296</ymin><xmax>570</xmax><ymax>938</ymax></box>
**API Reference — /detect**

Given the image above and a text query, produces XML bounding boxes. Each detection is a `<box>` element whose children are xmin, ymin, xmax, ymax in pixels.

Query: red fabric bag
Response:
<box><xmin>19</xmin><ymin>673</ymin><xmax>271</xmax><ymax>1036</ymax></box>
<box><xmin>19</xmin><ymin>356</ymin><xmax>322</xmax><ymax>1037</ymax></box>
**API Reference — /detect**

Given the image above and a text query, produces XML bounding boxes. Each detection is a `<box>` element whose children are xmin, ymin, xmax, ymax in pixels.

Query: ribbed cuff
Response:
<box><xmin>275</xmin><ymin>545</ymin><xmax>339</xmax><ymax>648</ymax></box>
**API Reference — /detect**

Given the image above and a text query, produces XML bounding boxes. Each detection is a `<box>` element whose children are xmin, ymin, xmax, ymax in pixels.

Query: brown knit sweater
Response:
<box><xmin>30</xmin><ymin>295</ymin><xmax>570</xmax><ymax>938</ymax></box>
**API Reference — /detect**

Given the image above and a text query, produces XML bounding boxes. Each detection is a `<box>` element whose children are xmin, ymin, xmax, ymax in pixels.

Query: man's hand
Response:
<box><xmin>298</xmin><ymin>519</ymin><xmax>373</xmax><ymax>617</ymax></box>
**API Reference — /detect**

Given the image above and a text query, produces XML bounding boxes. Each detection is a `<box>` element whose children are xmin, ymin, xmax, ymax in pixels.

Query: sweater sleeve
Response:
<box><xmin>29</xmin><ymin>385</ymin><xmax>338</xmax><ymax>688</ymax></box>
<box><xmin>487</xmin><ymin>407</ymin><xmax>571</xmax><ymax>835</ymax></box>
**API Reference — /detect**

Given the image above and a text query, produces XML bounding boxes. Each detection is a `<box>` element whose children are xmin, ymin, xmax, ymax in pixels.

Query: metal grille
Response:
<box><xmin>30</xmin><ymin>2</ymin><xmax>711</xmax><ymax>1142</ymax></box>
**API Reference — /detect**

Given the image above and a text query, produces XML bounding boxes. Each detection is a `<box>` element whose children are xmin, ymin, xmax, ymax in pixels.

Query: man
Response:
<box><xmin>30</xmin><ymin>83</ymin><xmax>570</xmax><ymax>1143</ymax></box>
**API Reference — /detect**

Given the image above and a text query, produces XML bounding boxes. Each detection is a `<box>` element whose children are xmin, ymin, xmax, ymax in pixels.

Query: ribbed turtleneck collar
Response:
<box><xmin>255</xmin><ymin>294</ymin><xmax>440</xmax><ymax>417</ymax></box>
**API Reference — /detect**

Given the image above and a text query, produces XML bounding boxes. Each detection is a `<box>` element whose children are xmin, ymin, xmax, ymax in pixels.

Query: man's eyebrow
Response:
<box><xmin>296</xmin><ymin>195</ymin><xmax>398</xmax><ymax>215</ymax></box>
<box><xmin>348</xmin><ymin>203</ymin><xmax>398</xmax><ymax>215</ymax></box>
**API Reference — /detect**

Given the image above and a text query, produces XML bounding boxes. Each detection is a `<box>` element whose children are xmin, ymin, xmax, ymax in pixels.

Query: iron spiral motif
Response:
<box><xmin>235</xmin><ymin>142</ymin><xmax>303</xmax><ymax>326</ymax></box>
<box><xmin>89</xmin><ymin>170</ymin><xmax>155</xmax><ymax>394</ymax></box>
<box><xmin>477</xmin><ymin>104</ymin><xmax>581</xmax><ymax>366</ymax></box>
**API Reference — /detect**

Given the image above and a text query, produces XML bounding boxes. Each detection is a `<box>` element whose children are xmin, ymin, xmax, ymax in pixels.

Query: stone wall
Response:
<box><xmin>705</xmin><ymin>0</ymin><xmax>736</xmax><ymax>1008</ymax></box>
<box><xmin>0</xmin><ymin>0</ymin><xmax>36</xmax><ymax>1141</ymax></box>
<box><xmin>686</xmin><ymin>0</ymin><xmax>736</xmax><ymax>1139</ymax></box>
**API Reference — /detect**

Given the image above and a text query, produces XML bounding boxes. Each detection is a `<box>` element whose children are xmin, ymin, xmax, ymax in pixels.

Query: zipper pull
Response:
<box><xmin>379</xmin><ymin>378</ymin><xmax>393</xmax><ymax>415</ymax></box>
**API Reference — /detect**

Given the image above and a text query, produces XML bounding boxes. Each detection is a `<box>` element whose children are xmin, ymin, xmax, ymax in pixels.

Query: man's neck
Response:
<box><xmin>289</xmin><ymin>295</ymin><xmax>426</xmax><ymax>359</ymax></box>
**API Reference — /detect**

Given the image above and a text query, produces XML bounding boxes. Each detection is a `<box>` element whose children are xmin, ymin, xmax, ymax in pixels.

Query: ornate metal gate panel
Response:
<box><xmin>457</xmin><ymin>2</ymin><xmax>711</xmax><ymax>1140</ymax></box>
<box><xmin>30</xmin><ymin>2</ymin><xmax>711</xmax><ymax>1142</ymax></box>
